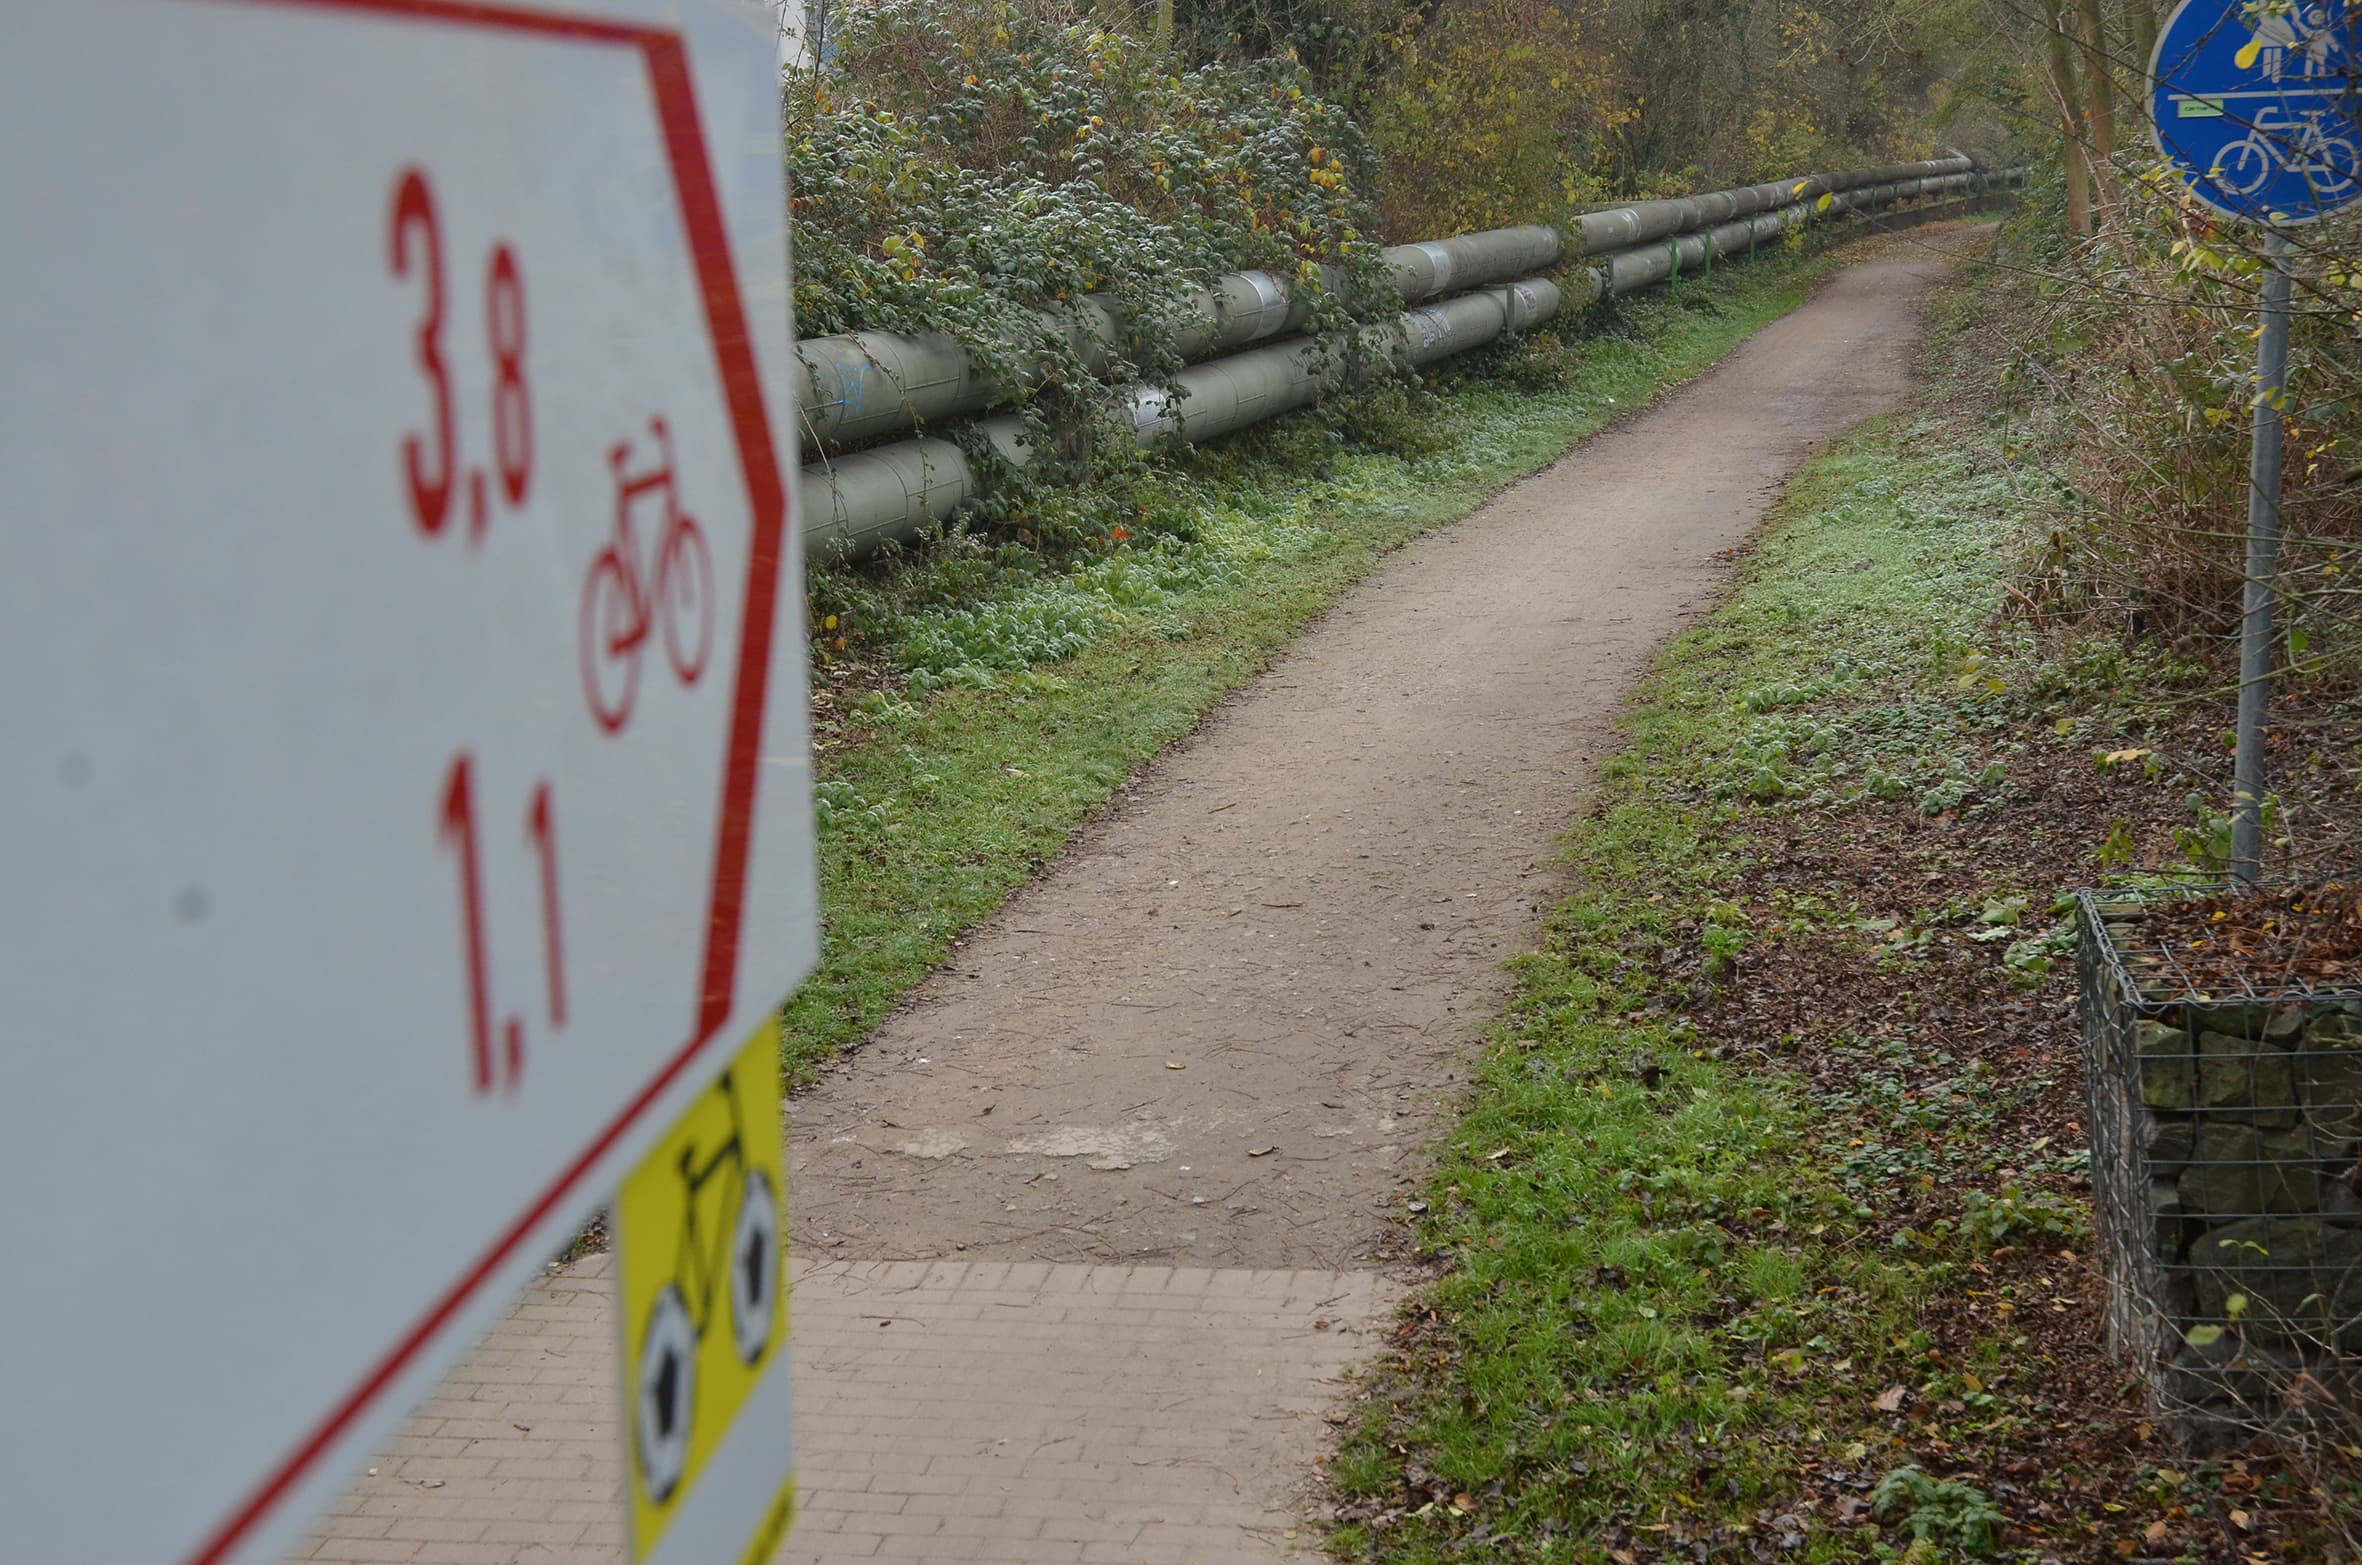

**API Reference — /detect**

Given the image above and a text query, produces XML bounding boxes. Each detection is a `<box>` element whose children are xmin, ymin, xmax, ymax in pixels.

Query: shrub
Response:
<box><xmin>1361</xmin><ymin>0</ymin><xmax>1619</xmax><ymax>238</ymax></box>
<box><xmin>1870</xmin><ymin>1465</ymin><xmax>2007</xmax><ymax>1556</ymax></box>
<box><xmin>788</xmin><ymin>0</ymin><xmax>1392</xmax><ymax>405</ymax></box>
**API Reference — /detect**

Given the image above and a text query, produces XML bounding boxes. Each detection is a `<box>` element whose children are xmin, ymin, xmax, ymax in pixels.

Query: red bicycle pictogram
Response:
<box><xmin>580</xmin><ymin>414</ymin><xmax>716</xmax><ymax>734</ymax></box>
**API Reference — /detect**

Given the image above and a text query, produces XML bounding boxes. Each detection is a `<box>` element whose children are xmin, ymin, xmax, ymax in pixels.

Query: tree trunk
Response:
<box><xmin>2046</xmin><ymin>0</ymin><xmax>2096</xmax><ymax>234</ymax></box>
<box><xmin>2077</xmin><ymin>0</ymin><xmax>2119</xmax><ymax>167</ymax></box>
<box><xmin>2123</xmin><ymin>0</ymin><xmax>2159</xmax><ymax>76</ymax></box>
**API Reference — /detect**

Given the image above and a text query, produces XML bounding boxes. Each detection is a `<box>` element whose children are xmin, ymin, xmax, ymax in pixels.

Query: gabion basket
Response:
<box><xmin>2079</xmin><ymin>887</ymin><xmax>2362</xmax><ymax>1439</ymax></box>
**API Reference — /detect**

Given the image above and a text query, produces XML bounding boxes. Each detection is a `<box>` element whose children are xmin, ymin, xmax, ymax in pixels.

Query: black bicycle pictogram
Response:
<box><xmin>632</xmin><ymin>1068</ymin><xmax>779</xmax><ymax>1506</ymax></box>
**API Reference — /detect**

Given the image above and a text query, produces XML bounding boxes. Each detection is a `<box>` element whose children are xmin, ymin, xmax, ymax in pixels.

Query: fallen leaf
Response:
<box><xmin>1874</xmin><ymin>1385</ymin><xmax>1909</xmax><ymax>1413</ymax></box>
<box><xmin>1451</xmin><ymin>1493</ymin><xmax>1476</xmax><ymax>1513</ymax></box>
<box><xmin>2146</xmin><ymin>1521</ymin><xmax>2170</xmax><ymax>1544</ymax></box>
<box><xmin>2231</xmin><ymin>1508</ymin><xmax>2252</xmax><ymax>1530</ymax></box>
<box><xmin>1486</xmin><ymin>1147</ymin><xmax>1511</xmax><ymax>1161</ymax></box>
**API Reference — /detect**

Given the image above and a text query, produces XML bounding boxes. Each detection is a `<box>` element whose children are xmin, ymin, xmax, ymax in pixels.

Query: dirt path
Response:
<box><xmin>789</xmin><ymin>246</ymin><xmax>1970</xmax><ymax>1272</ymax></box>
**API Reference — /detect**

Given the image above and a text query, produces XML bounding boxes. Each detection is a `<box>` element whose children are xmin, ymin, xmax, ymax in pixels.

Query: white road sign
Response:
<box><xmin>0</xmin><ymin>4</ymin><xmax>816</xmax><ymax>1561</ymax></box>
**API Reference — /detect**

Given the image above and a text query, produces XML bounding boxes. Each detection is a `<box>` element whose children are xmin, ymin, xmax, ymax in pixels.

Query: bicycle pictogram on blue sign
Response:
<box><xmin>2151</xmin><ymin>0</ymin><xmax>2362</xmax><ymax>224</ymax></box>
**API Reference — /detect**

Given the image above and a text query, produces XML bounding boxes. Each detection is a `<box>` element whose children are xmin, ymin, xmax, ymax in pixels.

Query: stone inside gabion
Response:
<box><xmin>2082</xmin><ymin>893</ymin><xmax>2362</xmax><ymax>1440</ymax></box>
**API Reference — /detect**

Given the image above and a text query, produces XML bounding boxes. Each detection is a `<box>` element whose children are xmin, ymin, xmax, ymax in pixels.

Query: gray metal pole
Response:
<box><xmin>2231</xmin><ymin>228</ymin><xmax>2293</xmax><ymax>887</ymax></box>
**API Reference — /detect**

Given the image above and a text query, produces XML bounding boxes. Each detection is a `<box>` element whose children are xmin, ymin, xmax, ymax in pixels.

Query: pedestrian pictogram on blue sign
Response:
<box><xmin>2151</xmin><ymin>0</ymin><xmax>2362</xmax><ymax>224</ymax></box>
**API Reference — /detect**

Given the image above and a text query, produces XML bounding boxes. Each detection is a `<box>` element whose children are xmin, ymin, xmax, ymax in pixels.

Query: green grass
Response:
<box><xmin>781</xmin><ymin>255</ymin><xmax>1838</xmax><ymax>1081</ymax></box>
<box><xmin>1326</xmin><ymin>415</ymin><xmax>2051</xmax><ymax>1562</ymax></box>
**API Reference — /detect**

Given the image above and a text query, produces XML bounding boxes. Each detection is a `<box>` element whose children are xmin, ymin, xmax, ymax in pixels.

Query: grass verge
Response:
<box><xmin>1327</xmin><ymin>411</ymin><xmax>2047</xmax><ymax>1563</ymax></box>
<box><xmin>1326</xmin><ymin>291</ymin><xmax>2362</xmax><ymax>1556</ymax></box>
<box><xmin>782</xmin><ymin>251</ymin><xmax>1836</xmax><ymax>1082</ymax></box>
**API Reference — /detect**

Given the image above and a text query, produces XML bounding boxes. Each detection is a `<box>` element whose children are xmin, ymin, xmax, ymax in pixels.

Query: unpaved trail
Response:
<box><xmin>788</xmin><ymin>250</ymin><xmax>1967</xmax><ymax>1272</ymax></box>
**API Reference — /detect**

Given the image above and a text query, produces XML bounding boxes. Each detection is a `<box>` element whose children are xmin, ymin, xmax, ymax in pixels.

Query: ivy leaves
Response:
<box><xmin>785</xmin><ymin>0</ymin><xmax>1395</xmax><ymax>497</ymax></box>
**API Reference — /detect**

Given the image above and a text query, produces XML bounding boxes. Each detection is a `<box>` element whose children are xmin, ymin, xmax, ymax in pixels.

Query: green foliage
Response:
<box><xmin>1362</xmin><ymin>0</ymin><xmax>1618</xmax><ymax>236</ymax></box>
<box><xmin>1869</xmin><ymin>1465</ymin><xmax>2007</xmax><ymax>1555</ymax></box>
<box><xmin>1702</xmin><ymin>898</ymin><xmax>1750</xmax><ymax>974</ymax></box>
<box><xmin>1170</xmin><ymin>0</ymin><xmax>1408</xmax><ymax>105</ymax></box>
<box><xmin>787</xmin><ymin>0</ymin><xmax>1392</xmax><ymax>462</ymax></box>
<box><xmin>1958</xmin><ymin>1183</ymin><xmax>2087</xmax><ymax>1248</ymax></box>
<box><xmin>1491</xmin><ymin>322</ymin><xmax>1587</xmax><ymax>392</ymax></box>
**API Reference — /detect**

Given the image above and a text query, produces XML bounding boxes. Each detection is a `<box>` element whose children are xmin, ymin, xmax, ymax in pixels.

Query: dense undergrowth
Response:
<box><xmin>1990</xmin><ymin>164</ymin><xmax>2362</xmax><ymax>876</ymax></box>
<box><xmin>779</xmin><ymin>254</ymin><xmax>1833</xmax><ymax>1080</ymax></box>
<box><xmin>786</xmin><ymin>0</ymin><xmax>1392</xmax><ymax>503</ymax></box>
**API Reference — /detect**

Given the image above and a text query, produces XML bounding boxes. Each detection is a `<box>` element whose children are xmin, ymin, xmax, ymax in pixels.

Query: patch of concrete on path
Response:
<box><xmin>1005</xmin><ymin>1124</ymin><xmax>1176</xmax><ymax>1170</ymax></box>
<box><xmin>790</xmin><ymin>249</ymin><xmax>1969</xmax><ymax>1274</ymax></box>
<box><xmin>890</xmin><ymin>1127</ymin><xmax>969</xmax><ymax>1159</ymax></box>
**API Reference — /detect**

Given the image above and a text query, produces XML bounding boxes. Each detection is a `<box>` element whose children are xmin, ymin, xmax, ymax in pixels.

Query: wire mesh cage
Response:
<box><xmin>2080</xmin><ymin>886</ymin><xmax>2362</xmax><ymax>1442</ymax></box>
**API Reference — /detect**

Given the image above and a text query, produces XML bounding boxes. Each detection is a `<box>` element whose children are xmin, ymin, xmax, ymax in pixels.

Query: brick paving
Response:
<box><xmin>290</xmin><ymin>1254</ymin><xmax>1397</xmax><ymax>1564</ymax></box>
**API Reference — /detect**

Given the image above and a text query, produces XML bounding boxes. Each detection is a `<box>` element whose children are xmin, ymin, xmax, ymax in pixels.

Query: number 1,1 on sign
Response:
<box><xmin>440</xmin><ymin>756</ymin><xmax>567</xmax><ymax>1095</ymax></box>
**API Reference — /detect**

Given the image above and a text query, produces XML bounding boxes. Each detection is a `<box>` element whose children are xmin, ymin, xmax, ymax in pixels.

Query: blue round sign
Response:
<box><xmin>2152</xmin><ymin>0</ymin><xmax>2362</xmax><ymax>224</ymax></box>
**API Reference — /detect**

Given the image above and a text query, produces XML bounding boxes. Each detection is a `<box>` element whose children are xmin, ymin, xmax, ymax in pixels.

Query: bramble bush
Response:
<box><xmin>786</xmin><ymin>0</ymin><xmax>1393</xmax><ymax>433</ymax></box>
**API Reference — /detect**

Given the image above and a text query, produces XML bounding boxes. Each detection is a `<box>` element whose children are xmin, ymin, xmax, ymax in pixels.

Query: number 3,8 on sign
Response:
<box><xmin>387</xmin><ymin>162</ymin><xmax>716</xmax><ymax>1098</ymax></box>
<box><xmin>388</xmin><ymin>166</ymin><xmax>532</xmax><ymax>543</ymax></box>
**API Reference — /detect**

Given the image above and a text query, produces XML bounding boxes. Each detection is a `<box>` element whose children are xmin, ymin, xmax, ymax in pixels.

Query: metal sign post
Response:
<box><xmin>2149</xmin><ymin>0</ymin><xmax>2362</xmax><ymax>886</ymax></box>
<box><xmin>2233</xmin><ymin>230</ymin><xmax>2294</xmax><ymax>884</ymax></box>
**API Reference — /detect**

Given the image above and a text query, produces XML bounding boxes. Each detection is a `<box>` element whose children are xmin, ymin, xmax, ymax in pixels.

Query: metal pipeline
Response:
<box><xmin>801</xmin><ymin>164</ymin><xmax>2019</xmax><ymax>562</ymax></box>
<box><xmin>796</xmin><ymin>227</ymin><xmax>1565</xmax><ymax>450</ymax></box>
<box><xmin>802</xmin><ymin>278</ymin><xmax>1563</xmax><ymax>560</ymax></box>
<box><xmin>794</xmin><ymin>159</ymin><xmax>1975</xmax><ymax>451</ymax></box>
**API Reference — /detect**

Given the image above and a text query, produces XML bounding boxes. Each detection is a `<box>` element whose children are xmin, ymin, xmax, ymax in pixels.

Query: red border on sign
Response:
<box><xmin>184</xmin><ymin>4</ymin><xmax>791</xmax><ymax>1561</ymax></box>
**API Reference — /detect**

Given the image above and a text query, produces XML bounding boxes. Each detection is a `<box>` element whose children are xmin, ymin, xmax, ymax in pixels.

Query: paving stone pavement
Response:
<box><xmin>291</xmin><ymin>1254</ymin><xmax>1397</xmax><ymax>1564</ymax></box>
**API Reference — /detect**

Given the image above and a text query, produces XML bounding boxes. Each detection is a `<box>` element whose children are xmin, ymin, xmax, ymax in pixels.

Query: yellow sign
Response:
<box><xmin>616</xmin><ymin>1025</ymin><xmax>792</xmax><ymax>1562</ymax></box>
